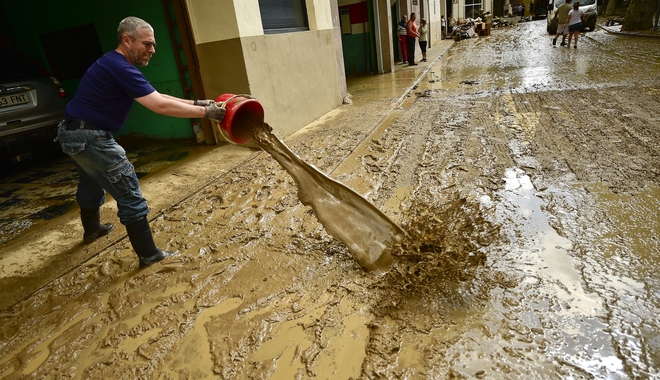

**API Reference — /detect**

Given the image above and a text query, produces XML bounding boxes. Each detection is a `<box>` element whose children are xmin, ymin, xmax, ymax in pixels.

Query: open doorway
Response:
<box><xmin>391</xmin><ymin>2</ymin><xmax>404</xmax><ymax>63</ymax></box>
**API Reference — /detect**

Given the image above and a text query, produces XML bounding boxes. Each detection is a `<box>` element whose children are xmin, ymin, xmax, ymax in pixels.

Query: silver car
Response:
<box><xmin>0</xmin><ymin>48</ymin><xmax>67</xmax><ymax>162</ymax></box>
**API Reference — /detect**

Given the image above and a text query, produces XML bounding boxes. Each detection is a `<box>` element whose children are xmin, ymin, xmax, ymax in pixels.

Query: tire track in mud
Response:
<box><xmin>528</xmin><ymin>86</ymin><xmax>660</xmax><ymax>194</ymax></box>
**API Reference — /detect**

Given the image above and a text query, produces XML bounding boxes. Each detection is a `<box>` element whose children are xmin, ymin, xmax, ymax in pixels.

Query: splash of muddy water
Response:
<box><xmin>250</xmin><ymin>123</ymin><xmax>406</xmax><ymax>271</ymax></box>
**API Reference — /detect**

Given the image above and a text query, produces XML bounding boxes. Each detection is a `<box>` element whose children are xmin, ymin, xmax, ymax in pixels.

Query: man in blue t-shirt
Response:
<box><xmin>58</xmin><ymin>16</ymin><xmax>225</xmax><ymax>268</ymax></box>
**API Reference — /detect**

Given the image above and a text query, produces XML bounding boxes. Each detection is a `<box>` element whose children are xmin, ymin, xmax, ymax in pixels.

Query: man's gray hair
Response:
<box><xmin>117</xmin><ymin>17</ymin><xmax>153</xmax><ymax>43</ymax></box>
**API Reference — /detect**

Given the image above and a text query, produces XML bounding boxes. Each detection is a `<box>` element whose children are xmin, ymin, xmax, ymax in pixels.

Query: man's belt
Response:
<box><xmin>63</xmin><ymin>119</ymin><xmax>106</xmax><ymax>131</ymax></box>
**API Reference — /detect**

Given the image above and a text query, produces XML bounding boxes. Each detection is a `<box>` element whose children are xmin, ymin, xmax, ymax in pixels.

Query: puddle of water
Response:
<box><xmin>245</xmin><ymin>298</ymin><xmax>368</xmax><ymax>378</ymax></box>
<box><xmin>310</xmin><ymin>312</ymin><xmax>369</xmax><ymax>377</ymax></box>
<box><xmin>172</xmin><ymin>297</ymin><xmax>243</xmax><ymax>377</ymax></box>
<box><xmin>21</xmin><ymin>308</ymin><xmax>94</xmax><ymax>375</ymax></box>
<box><xmin>383</xmin><ymin>187</ymin><xmax>413</xmax><ymax>215</ymax></box>
<box><xmin>493</xmin><ymin>167</ymin><xmax>626</xmax><ymax>377</ymax></box>
<box><xmin>499</xmin><ymin>168</ymin><xmax>602</xmax><ymax>314</ymax></box>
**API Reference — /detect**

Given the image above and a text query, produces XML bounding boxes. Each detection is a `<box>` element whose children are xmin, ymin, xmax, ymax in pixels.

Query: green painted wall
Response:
<box><xmin>341</xmin><ymin>33</ymin><xmax>372</xmax><ymax>76</ymax></box>
<box><xmin>1</xmin><ymin>0</ymin><xmax>193</xmax><ymax>139</ymax></box>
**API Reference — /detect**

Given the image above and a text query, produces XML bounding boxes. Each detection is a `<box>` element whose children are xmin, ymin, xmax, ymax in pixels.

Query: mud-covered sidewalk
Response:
<box><xmin>2</xmin><ymin>21</ymin><xmax>660</xmax><ymax>379</ymax></box>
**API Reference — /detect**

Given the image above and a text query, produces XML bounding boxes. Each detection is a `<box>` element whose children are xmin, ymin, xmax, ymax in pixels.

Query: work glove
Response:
<box><xmin>193</xmin><ymin>99</ymin><xmax>215</xmax><ymax>106</ymax></box>
<box><xmin>205</xmin><ymin>103</ymin><xmax>226</xmax><ymax>122</ymax></box>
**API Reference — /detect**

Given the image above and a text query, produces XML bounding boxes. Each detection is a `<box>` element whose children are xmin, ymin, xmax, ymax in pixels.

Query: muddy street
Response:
<box><xmin>1</xmin><ymin>20</ymin><xmax>660</xmax><ymax>379</ymax></box>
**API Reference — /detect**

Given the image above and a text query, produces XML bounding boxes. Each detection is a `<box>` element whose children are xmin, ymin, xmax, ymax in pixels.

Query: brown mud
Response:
<box><xmin>1</xmin><ymin>21</ymin><xmax>660</xmax><ymax>379</ymax></box>
<box><xmin>251</xmin><ymin>122</ymin><xmax>405</xmax><ymax>271</ymax></box>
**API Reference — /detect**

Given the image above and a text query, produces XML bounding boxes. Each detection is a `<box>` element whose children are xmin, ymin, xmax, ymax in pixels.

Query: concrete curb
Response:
<box><xmin>598</xmin><ymin>24</ymin><xmax>660</xmax><ymax>39</ymax></box>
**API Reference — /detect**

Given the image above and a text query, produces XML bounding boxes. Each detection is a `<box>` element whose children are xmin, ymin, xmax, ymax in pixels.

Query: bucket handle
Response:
<box><xmin>216</xmin><ymin>94</ymin><xmax>256</xmax><ymax>109</ymax></box>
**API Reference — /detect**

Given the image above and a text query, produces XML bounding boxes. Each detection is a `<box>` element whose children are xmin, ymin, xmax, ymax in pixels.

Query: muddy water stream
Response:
<box><xmin>250</xmin><ymin>123</ymin><xmax>405</xmax><ymax>271</ymax></box>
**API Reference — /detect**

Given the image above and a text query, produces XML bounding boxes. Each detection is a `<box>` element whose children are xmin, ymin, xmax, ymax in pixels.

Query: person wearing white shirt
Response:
<box><xmin>566</xmin><ymin>2</ymin><xmax>585</xmax><ymax>48</ymax></box>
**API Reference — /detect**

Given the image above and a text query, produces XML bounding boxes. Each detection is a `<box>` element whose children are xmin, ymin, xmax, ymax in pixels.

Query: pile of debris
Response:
<box><xmin>452</xmin><ymin>14</ymin><xmax>492</xmax><ymax>41</ymax></box>
<box><xmin>605</xmin><ymin>17</ymin><xmax>624</xmax><ymax>26</ymax></box>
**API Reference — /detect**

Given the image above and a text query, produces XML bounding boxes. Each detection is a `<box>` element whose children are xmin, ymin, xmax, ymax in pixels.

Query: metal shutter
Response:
<box><xmin>259</xmin><ymin>0</ymin><xmax>309</xmax><ymax>34</ymax></box>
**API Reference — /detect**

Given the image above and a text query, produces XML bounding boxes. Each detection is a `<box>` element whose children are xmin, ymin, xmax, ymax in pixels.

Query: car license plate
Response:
<box><xmin>0</xmin><ymin>93</ymin><xmax>31</xmax><ymax>108</ymax></box>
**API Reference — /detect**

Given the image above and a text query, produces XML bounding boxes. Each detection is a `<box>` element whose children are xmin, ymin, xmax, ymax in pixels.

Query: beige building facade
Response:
<box><xmin>187</xmin><ymin>0</ymin><xmax>347</xmax><ymax>139</ymax></box>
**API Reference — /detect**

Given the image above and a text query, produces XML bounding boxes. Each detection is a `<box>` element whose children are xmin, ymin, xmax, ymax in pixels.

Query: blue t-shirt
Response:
<box><xmin>65</xmin><ymin>51</ymin><xmax>155</xmax><ymax>132</ymax></box>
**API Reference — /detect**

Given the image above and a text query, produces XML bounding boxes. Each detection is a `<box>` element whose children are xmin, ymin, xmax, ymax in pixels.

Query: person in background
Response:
<box><xmin>397</xmin><ymin>15</ymin><xmax>409</xmax><ymax>63</ymax></box>
<box><xmin>448</xmin><ymin>14</ymin><xmax>457</xmax><ymax>38</ymax></box>
<box><xmin>58</xmin><ymin>16</ymin><xmax>225</xmax><ymax>268</ymax></box>
<box><xmin>566</xmin><ymin>1</ymin><xmax>585</xmax><ymax>48</ymax></box>
<box><xmin>418</xmin><ymin>18</ymin><xmax>429</xmax><ymax>62</ymax></box>
<box><xmin>441</xmin><ymin>15</ymin><xmax>447</xmax><ymax>39</ymax></box>
<box><xmin>448</xmin><ymin>14</ymin><xmax>457</xmax><ymax>27</ymax></box>
<box><xmin>553</xmin><ymin>0</ymin><xmax>573</xmax><ymax>46</ymax></box>
<box><xmin>406</xmin><ymin>12</ymin><xmax>420</xmax><ymax>66</ymax></box>
<box><xmin>478</xmin><ymin>8</ymin><xmax>486</xmax><ymax>19</ymax></box>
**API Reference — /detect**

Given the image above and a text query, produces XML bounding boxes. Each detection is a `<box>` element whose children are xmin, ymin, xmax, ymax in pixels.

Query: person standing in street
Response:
<box><xmin>553</xmin><ymin>0</ymin><xmax>572</xmax><ymax>46</ymax></box>
<box><xmin>58</xmin><ymin>16</ymin><xmax>225</xmax><ymax>268</ymax></box>
<box><xmin>566</xmin><ymin>2</ymin><xmax>585</xmax><ymax>48</ymax></box>
<box><xmin>406</xmin><ymin>13</ymin><xmax>420</xmax><ymax>66</ymax></box>
<box><xmin>397</xmin><ymin>15</ymin><xmax>409</xmax><ymax>63</ymax></box>
<box><xmin>418</xmin><ymin>18</ymin><xmax>429</xmax><ymax>62</ymax></box>
<box><xmin>441</xmin><ymin>15</ymin><xmax>447</xmax><ymax>39</ymax></box>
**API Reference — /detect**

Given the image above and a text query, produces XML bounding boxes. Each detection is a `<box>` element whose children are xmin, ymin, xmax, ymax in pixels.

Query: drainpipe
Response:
<box><xmin>372</xmin><ymin>0</ymin><xmax>384</xmax><ymax>73</ymax></box>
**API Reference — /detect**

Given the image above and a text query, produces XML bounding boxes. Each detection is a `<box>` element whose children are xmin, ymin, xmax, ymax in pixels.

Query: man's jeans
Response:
<box><xmin>57</xmin><ymin>127</ymin><xmax>149</xmax><ymax>225</ymax></box>
<box><xmin>406</xmin><ymin>36</ymin><xmax>416</xmax><ymax>64</ymax></box>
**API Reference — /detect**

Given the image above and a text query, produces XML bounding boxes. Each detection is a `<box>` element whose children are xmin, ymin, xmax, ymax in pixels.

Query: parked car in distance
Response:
<box><xmin>0</xmin><ymin>48</ymin><xmax>67</xmax><ymax>162</ymax></box>
<box><xmin>546</xmin><ymin>0</ymin><xmax>597</xmax><ymax>34</ymax></box>
<box><xmin>532</xmin><ymin>1</ymin><xmax>549</xmax><ymax>19</ymax></box>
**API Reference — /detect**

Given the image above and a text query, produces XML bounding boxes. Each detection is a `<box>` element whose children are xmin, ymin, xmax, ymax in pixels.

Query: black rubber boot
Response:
<box><xmin>125</xmin><ymin>217</ymin><xmax>177</xmax><ymax>267</ymax></box>
<box><xmin>80</xmin><ymin>208</ymin><xmax>115</xmax><ymax>244</ymax></box>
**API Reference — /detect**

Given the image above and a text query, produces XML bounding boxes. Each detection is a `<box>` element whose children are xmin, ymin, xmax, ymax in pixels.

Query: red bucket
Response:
<box><xmin>213</xmin><ymin>94</ymin><xmax>264</xmax><ymax>144</ymax></box>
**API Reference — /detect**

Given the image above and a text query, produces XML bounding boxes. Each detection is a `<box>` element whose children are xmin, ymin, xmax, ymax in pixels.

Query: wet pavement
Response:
<box><xmin>1</xmin><ymin>20</ymin><xmax>660</xmax><ymax>379</ymax></box>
